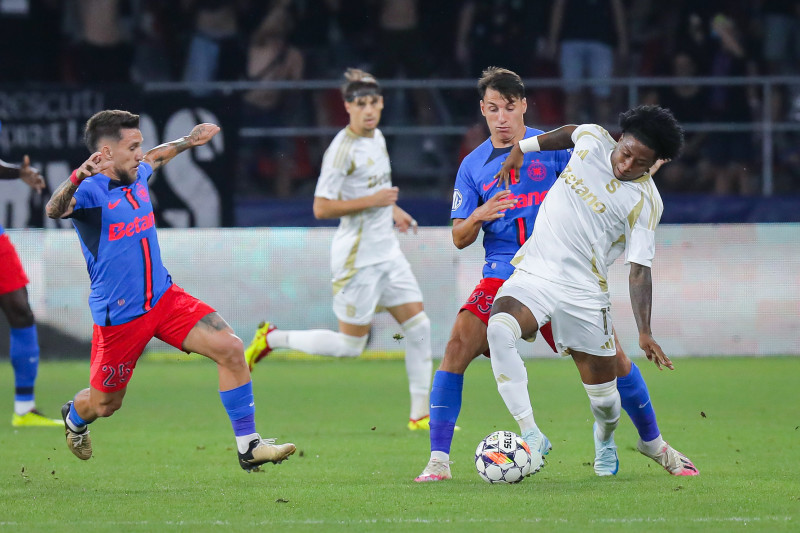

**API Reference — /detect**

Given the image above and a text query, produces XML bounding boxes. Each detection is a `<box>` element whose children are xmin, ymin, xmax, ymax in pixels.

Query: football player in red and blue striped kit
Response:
<box><xmin>46</xmin><ymin>109</ymin><xmax>295</xmax><ymax>471</ymax></box>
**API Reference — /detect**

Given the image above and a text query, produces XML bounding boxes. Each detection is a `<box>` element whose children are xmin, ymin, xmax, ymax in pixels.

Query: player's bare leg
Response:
<box><xmin>61</xmin><ymin>386</ymin><xmax>126</xmax><ymax>460</ymax></box>
<box><xmin>387</xmin><ymin>301</ymin><xmax>433</xmax><ymax>430</ymax></box>
<box><xmin>184</xmin><ymin>312</ymin><xmax>295</xmax><ymax>471</ymax></box>
<box><xmin>612</xmin><ymin>330</ymin><xmax>698</xmax><ymax>476</ymax></box>
<box><xmin>415</xmin><ymin>311</ymin><xmax>487</xmax><ymax>482</ymax></box>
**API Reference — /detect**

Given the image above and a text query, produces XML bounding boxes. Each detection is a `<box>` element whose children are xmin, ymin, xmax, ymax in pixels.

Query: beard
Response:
<box><xmin>115</xmin><ymin>165</ymin><xmax>136</xmax><ymax>184</ymax></box>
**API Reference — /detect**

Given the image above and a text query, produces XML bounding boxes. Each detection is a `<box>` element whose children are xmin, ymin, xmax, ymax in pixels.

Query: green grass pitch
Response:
<box><xmin>0</xmin><ymin>356</ymin><xmax>798</xmax><ymax>532</ymax></box>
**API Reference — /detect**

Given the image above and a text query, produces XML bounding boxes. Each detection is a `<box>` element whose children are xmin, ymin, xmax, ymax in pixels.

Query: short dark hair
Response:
<box><xmin>341</xmin><ymin>68</ymin><xmax>381</xmax><ymax>102</ymax></box>
<box><xmin>619</xmin><ymin>105</ymin><xmax>684</xmax><ymax>160</ymax></box>
<box><xmin>84</xmin><ymin>110</ymin><xmax>140</xmax><ymax>151</ymax></box>
<box><xmin>477</xmin><ymin>67</ymin><xmax>525</xmax><ymax>102</ymax></box>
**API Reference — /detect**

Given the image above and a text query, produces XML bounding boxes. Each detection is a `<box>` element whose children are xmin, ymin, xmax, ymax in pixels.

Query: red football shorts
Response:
<box><xmin>461</xmin><ymin>276</ymin><xmax>556</xmax><ymax>354</ymax></box>
<box><xmin>0</xmin><ymin>234</ymin><xmax>30</xmax><ymax>295</ymax></box>
<box><xmin>90</xmin><ymin>284</ymin><xmax>216</xmax><ymax>392</ymax></box>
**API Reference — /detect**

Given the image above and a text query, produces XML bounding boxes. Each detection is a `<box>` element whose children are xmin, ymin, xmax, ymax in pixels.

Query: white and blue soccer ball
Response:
<box><xmin>475</xmin><ymin>430</ymin><xmax>532</xmax><ymax>484</ymax></box>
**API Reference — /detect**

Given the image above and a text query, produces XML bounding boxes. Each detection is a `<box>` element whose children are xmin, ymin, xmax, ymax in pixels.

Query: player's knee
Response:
<box><xmin>443</xmin><ymin>335</ymin><xmax>478</xmax><ymax>372</ymax></box>
<box><xmin>335</xmin><ymin>333</ymin><xmax>368</xmax><ymax>358</ymax></box>
<box><xmin>486</xmin><ymin>313</ymin><xmax>522</xmax><ymax>351</ymax></box>
<box><xmin>3</xmin><ymin>295</ymin><xmax>34</xmax><ymax>328</ymax></box>
<box><xmin>215</xmin><ymin>333</ymin><xmax>246</xmax><ymax>367</ymax></box>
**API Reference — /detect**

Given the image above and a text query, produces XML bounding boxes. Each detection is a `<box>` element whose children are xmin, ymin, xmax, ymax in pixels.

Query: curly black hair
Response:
<box><xmin>619</xmin><ymin>105</ymin><xmax>684</xmax><ymax>160</ymax></box>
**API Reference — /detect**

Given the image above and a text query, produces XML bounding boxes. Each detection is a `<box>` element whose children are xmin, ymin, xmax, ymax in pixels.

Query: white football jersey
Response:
<box><xmin>314</xmin><ymin>127</ymin><xmax>401</xmax><ymax>276</ymax></box>
<box><xmin>512</xmin><ymin>124</ymin><xmax>663</xmax><ymax>296</ymax></box>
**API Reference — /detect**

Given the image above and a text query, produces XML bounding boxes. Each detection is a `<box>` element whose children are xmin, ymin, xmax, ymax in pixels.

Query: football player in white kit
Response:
<box><xmin>488</xmin><ymin>105</ymin><xmax>687</xmax><ymax>476</ymax></box>
<box><xmin>245</xmin><ymin>69</ymin><xmax>433</xmax><ymax>431</ymax></box>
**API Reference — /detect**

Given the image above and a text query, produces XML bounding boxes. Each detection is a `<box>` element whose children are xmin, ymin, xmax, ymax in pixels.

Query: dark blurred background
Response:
<box><xmin>1</xmin><ymin>0</ymin><xmax>799</xmax><ymax>227</ymax></box>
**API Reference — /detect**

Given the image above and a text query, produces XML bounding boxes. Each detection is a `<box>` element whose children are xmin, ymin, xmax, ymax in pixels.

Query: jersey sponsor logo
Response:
<box><xmin>501</xmin><ymin>190</ymin><xmax>548</xmax><ymax>210</ymax></box>
<box><xmin>560</xmin><ymin>171</ymin><xmax>607</xmax><ymax>213</ymax></box>
<box><xmin>108</xmin><ymin>212</ymin><xmax>155</xmax><ymax>241</ymax></box>
<box><xmin>527</xmin><ymin>161</ymin><xmax>547</xmax><ymax>181</ymax></box>
<box><xmin>452</xmin><ymin>189</ymin><xmax>463</xmax><ymax>211</ymax></box>
<box><xmin>482</xmin><ymin>178</ymin><xmax>499</xmax><ymax>191</ymax></box>
<box><xmin>108</xmin><ymin>199</ymin><xmax>121</xmax><ymax>209</ymax></box>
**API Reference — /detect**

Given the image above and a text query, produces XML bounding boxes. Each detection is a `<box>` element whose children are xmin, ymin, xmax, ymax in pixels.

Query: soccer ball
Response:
<box><xmin>475</xmin><ymin>430</ymin><xmax>532</xmax><ymax>484</ymax></box>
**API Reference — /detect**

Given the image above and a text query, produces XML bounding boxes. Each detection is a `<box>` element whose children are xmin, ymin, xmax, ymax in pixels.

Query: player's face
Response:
<box><xmin>345</xmin><ymin>95</ymin><xmax>384</xmax><ymax>136</ymax></box>
<box><xmin>610</xmin><ymin>134</ymin><xmax>657</xmax><ymax>181</ymax></box>
<box><xmin>104</xmin><ymin>128</ymin><xmax>144</xmax><ymax>184</ymax></box>
<box><xmin>480</xmin><ymin>89</ymin><xmax>527</xmax><ymax>146</ymax></box>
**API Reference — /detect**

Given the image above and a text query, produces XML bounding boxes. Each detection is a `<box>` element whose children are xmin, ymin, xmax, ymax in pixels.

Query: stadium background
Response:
<box><xmin>0</xmin><ymin>1</ymin><xmax>798</xmax><ymax>358</ymax></box>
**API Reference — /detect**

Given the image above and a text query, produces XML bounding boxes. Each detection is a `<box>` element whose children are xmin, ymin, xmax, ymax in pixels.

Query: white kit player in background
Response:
<box><xmin>245</xmin><ymin>69</ymin><xmax>434</xmax><ymax>431</ymax></box>
<box><xmin>487</xmin><ymin>105</ymin><xmax>690</xmax><ymax>476</ymax></box>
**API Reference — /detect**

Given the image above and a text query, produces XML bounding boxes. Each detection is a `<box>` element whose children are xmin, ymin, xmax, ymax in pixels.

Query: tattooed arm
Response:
<box><xmin>143</xmin><ymin>123</ymin><xmax>220</xmax><ymax>171</ymax></box>
<box><xmin>46</xmin><ymin>152</ymin><xmax>111</xmax><ymax>219</ymax></box>
<box><xmin>629</xmin><ymin>262</ymin><xmax>673</xmax><ymax>370</ymax></box>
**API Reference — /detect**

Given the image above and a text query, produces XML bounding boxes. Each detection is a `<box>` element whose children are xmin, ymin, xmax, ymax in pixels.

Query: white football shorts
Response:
<box><xmin>497</xmin><ymin>269</ymin><xmax>616</xmax><ymax>357</ymax></box>
<box><xmin>332</xmin><ymin>253</ymin><xmax>423</xmax><ymax>325</ymax></box>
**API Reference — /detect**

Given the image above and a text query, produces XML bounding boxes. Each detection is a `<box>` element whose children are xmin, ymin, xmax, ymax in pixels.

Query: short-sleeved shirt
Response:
<box><xmin>70</xmin><ymin>162</ymin><xmax>172</xmax><ymax>326</ymax></box>
<box><xmin>512</xmin><ymin>124</ymin><xmax>663</xmax><ymax>296</ymax></box>
<box><xmin>314</xmin><ymin>126</ymin><xmax>401</xmax><ymax>277</ymax></box>
<box><xmin>451</xmin><ymin>127</ymin><xmax>572</xmax><ymax>281</ymax></box>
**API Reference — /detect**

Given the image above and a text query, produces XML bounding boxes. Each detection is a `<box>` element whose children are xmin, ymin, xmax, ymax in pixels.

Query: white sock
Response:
<box><xmin>236</xmin><ymin>432</ymin><xmax>259</xmax><ymax>454</ymax></box>
<box><xmin>431</xmin><ymin>450</ymin><xmax>449</xmax><ymax>463</ymax></box>
<box><xmin>14</xmin><ymin>400</ymin><xmax>35</xmax><ymax>416</ymax></box>
<box><xmin>401</xmin><ymin>312</ymin><xmax>433</xmax><ymax>420</ymax></box>
<box><xmin>487</xmin><ymin>313</ymin><xmax>535</xmax><ymax>423</ymax></box>
<box><xmin>267</xmin><ymin>329</ymin><xmax>367</xmax><ymax>358</ymax></box>
<box><xmin>584</xmin><ymin>379</ymin><xmax>621</xmax><ymax>442</ymax></box>
<box><xmin>640</xmin><ymin>434</ymin><xmax>665</xmax><ymax>455</ymax></box>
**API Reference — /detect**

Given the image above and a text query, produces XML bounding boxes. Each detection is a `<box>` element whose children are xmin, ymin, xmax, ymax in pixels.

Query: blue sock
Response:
<box><xmin>617</xmin><ymin>362</ymin><xmax>660</xmax><ymax>442</ymax></box>
<box><xmin>68</xmin><ymin>402</ymin><xmax>89</xmax><ymax>428</ymax></box>
<box><xmin>10</xmin><ymin>325</ymin><xmax>39</xmax><ymax>402</ymax></box>
<box><xmin>219</xmin><ymin>381</ymin><xmax>256</xmax><ymax>436</ymax></box>
<box><xmin>429</xmin><ymin>370</ymin><xmax>464</xmax><ymax>454</ymax></box>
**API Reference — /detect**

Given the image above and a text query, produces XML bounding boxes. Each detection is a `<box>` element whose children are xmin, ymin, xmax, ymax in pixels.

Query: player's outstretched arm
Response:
<box><xmin>452</xmin><ymin>189</ymin><xmax>517</xmax><ymax>249</ymax></box>
<box><xmin>313</xmin><ymin>187</ymin><xmax>398</xmax><ymax>219</ymax></box>
<box><xmin>0</xmin><ymin>155</ymin><xmax>45</xmax><ymax>193</ymax></box>
<box><xmin>46</xmin><ymin>152</ymin><xmax>111</xmax><ymax>219</ymax></box>
<box><xmin>629</xmin><ymin>262</ymin><xmax>673</xmax><ymax>371</ymax></box>
<box><xmin>143</xmin><ymin>123</ymin><xmax>220</xmax><ymax>171</ymax></box>
<box><xmin>495</xmin><ymin>125</ymin><xmax>578</xmax><ymax>188</ymax></box>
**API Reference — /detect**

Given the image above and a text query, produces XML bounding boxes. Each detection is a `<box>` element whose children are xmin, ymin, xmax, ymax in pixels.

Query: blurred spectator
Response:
<box><xmin>240</xmin><ymin>1</ymin><xmax>305</xmax><ymax>197</ymax></box>
<box><xmin>643</xmin><ymin>52</ymin><xmax>712</xmax><ymax>193</ymax></box>
<box><xmin>456</xmin><ymin>0</ymin><xmax>533</xmax><ymax>78</ymax></box>
<box><xmin>546</xmin><ymin>0</ymin><xmax>628</xmax><ymax>125</ymax></box>
<box><xmin>181</xmin><ymin>0</ymin><xmax>245</xmax><ymax>84</ymax></box>
<box><xmin>760</xmin><ymin>1</ymin><xmax>800</xmax><ymax>121</ymax></box>
<box><xmin>0</xmin><ymin>0</ymin><xmax>63</xmax><ymax>83</ymax></box>
<box><xmin>705</xmin><ymin>11</ymin><xmax>760</xmax><ymax>195</ymax></box>
<box><xmin>130</xmin><ymin>1</ymin><xmax>185</xmax><ymax>82</ymax></box>
<box><xmin>66</xmin><ymin>0</ymin><xmax>133</xmax><ymax>83</ymax></box>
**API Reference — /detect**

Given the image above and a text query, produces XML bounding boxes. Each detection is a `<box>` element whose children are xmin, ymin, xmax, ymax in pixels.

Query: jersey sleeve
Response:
<box><xmin>450</xmin><ymin>159</ymin><xmax>479</xmax><ymax>220</ymax></box>
<box><xmin>571</xmin><ymin>124</ymin><xmax>617</xmax><ymax>152</ymax></box>
<box><xmin>624</xmin><ymin>185</ymin><xmax>663</xmax><ymax>267</ymax></box>
<box><xmin>314</xmin><ymin>137</ymin><xmax>352</xmax><ymax>200</ymax></box>
<box><xmin>137</xmin><ymin>161</ymin><xmax>153</xmax><ymax>181</ymax></box>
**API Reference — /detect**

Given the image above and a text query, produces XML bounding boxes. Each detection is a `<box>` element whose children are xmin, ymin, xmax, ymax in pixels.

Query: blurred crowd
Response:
<box><xmin>0</xmin><ymin>0</ymin><xmax>799</xmax><ymax>197</ymax></box>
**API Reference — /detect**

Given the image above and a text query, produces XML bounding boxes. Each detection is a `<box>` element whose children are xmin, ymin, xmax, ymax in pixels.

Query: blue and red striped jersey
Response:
<box><xmin>451</xmin><ymin>127</ymin><xmax>571</xmax><ymax>281</ymax></box>
<box><xmin>70</xmin><ymin>162</ymin><xmax>172</xmax><ymax>326</ymax></box>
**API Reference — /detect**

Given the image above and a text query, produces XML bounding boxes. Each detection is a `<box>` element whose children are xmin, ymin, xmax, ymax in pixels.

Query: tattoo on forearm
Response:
<box><xmin>46</xmin><ymin>180</ymin><xmax>79</xmax><ymax>218</ymax></box>
<box><xmin>199</xmin><ymin>313</ymin><xmax>231</xmax><ymax>332</ymax></box>
<box><xmin>147</xmin><ymin>137</ymin><xmax>192</xmax><ymax>168</ymax></box>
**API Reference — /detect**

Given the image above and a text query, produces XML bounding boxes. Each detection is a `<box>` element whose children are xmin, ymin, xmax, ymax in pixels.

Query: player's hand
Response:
<box><xmin>472</xmin><ymin>189</ymin><xmax>517</xmax><ymax>222</ymax></box>
<box><xmin>648</xmin><ymin>158</ymin><xmax>670</xmax><ymax>176</ymax></box>
<box><xmin>393</xmin><ymin>207</ymin><xmax>418</xmax><ymax>234</ymax></box>
<box><xmin>639</xmin><ymin>333</ymin><xmax>673</xmax><ymax>370</ymax></box>
<box><xmin>187</xmin><ymin>123</ymin><xmax>220</xmax><ymax>147</ymax></box>
<box><xmin>76</xmin><ymin>152</ymin><xmax>113</xmax><ymax>181</ymax></box>
<box><xmin>494</xmin><ymin>144</ymin><xmax>524</xmax><ymax>189</ymax></box>
<box><xmin>371</xmin><ymin>186</ymin><xmax>399</xmax><ymax>208</ymax></box>
<box><xmin>19</xmin><ymin>155</ymin><xmax>45</xmax><ymax>193</ymax></box>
